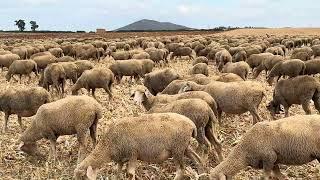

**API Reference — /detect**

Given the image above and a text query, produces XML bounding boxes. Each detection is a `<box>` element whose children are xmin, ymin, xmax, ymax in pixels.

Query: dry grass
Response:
<box><xmin>1</xmin><ymin>30</ymin><xmax>320</xmax><ymax>179</ymax></box>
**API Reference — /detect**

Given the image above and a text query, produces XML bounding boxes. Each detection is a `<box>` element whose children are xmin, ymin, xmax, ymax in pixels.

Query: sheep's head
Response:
<box><xmin>19</xmin><ymin>141</ymin><xmax>40</xmax><ymax>156</ymax></box>
<box><xmin>266</xmin><ymin>101</ymin><xmax>283</xmax><ymax>119</ymax></box>
<box><xmin>74</xmin><ymin>166</ymin><xmax>97</xmax><ymax>180</ymax></box>
<box><xmin>266</xmin><ymin>76</ymin><xmax>274</xmax><ymax>86</ymax></box>
<box><xmin>130</xmin><ymin>87</ymin><xmax>147</xmax><ymax>106</ymax></box>
<box><xmin>5</xmin><ymin>73</ymin><xmax>11</xmax><ymax>82</ymax></box>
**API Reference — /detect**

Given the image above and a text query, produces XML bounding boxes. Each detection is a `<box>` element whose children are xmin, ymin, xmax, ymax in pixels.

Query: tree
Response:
<box><xmin>30</xmin><ymin>21</ymin><xmax>39</xmax><ymax>31</ymax></box>
<box><xmin>14</xmin><ymin>19</ymin><xmax>26</xmax><ymax>32</ymax></box>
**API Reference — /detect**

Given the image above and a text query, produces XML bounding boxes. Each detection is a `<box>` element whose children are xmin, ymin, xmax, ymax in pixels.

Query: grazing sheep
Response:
<box><xmin>59</xmin><ymin>62</ymin><xmax>79</xmax><ymax>84</ymax></box>
<box><xmin>124</xmin><ymin>44</ymin><xmax>130</xmax><ymax>51</ymax></box>
<box><xmin>312</xmin><ymin>45</ymin><xmax>320</xmax><ymax>58</ymax></box>
<box><xmin>134</xmin><ymin>59</ymin><xmax>155</xmax><ymax>75</ymax></box>
<box><xmin>180</xmin><ymin>81</ymin><xmax>265</xmax><ymax>124</ymax></box>
<box><xmin>291</xmin><ymin>47</ymin><xmax>313</xmax><ymax>61</ymax></box>
<box><xmin>30</xmin><ymin>51</ymin><xmax>52</xmax><ymax>59</ymax></box>
<box><xmin>215</xmin><ymin>50</ymin><xmax>232</xmax><ymax>71</ymax></box>
<box><xmin>143</xmin><ymin>68</ymin><xmax>180</xmax><ymax>95</ymax></box>
<box><xmin>221</xmin><ymin>61</ymin><xmax>250</xmax><ymax>80</ymax></box>
<box><xmin>190</xmin><ymin>63</ymin><xmax>209</xmax><ymax>76</ymax></box>
<box><xmin>245</xmin><ymin>53</ymin><xmax>273</xmax><ymax>71</ymax></box>
<box><xmin>32</xmin><ymin>54</ymin><xmax>57</xmax><ymax>71</ymax></box>
<box><xmin>171</xmin><ymin>47</ymin><xmax>194</xmax><ymax>60</ymax></box>
<box><xmin>0</xmin><ymin>87</ymin><xmax>50</xmax><ymax>132</ymax></box>
<box><xmin>267</xmin><ymin>59</ymin><xmax>306</xmax><ymax>85</ymax></box>
<box><xmin>146</xmin><ymin>98</ymin><xmax>222</xmax><ymax>162</ymax></box>
<box><xmin>212</xmin><ymin>73</ymin><xmax>244</xmax><ymax>82</ymax></box>
<box><xmin>56</xmin><ymin>56</ymin><xmax>75</xmax><ymax>62</ymax></box>
<box><xmin>74</xmin><ymin>60</ymin><xmax>94</xmax><ymax>77</ymax></box>
<box><xmin>253</xmin><ymin>55</ymin><xmax>284</xmax><ymax>78</ymax></box>
<box><xmin>132</xmin><ymin>86</ymin><xmax>219</xmax><ymax>119</ymax></box>
<box><xmin>305</xmin><ymin>59</ymin><xmax>320</xmax><ymax>75</ymax></box>
<box><xmin>74</xmin><ymin>113</ymin><xmax>204</xmax><ymax>180</ymax></box>
<box><xmin>232</xmin><ymin>50</ymin><xmax>247</xmax><ymax>62</ymax></box>
<box><xmin>111</xmin><ymin>51</ymin><xmax>131</xmax><ymax>60</ymax></box>
<box><xmin>5</xmin><ymin>60</ymin><xmax>38</xmax><ymax>83</ymax></box>
<box><xmin>145</xmin><ymin>48</ymin><xmax>168</xmax><ymax>63</ymax></box>
<box><xmin>71</xmin><ymin>68</ymin><xmax>114</xmax><ymax>99</ymax></box>
<box><xmin>229</xmin><ymin>47</ymin><xmax>245</xmax><ymax>56</ymax></box>
<box><xmin>0</xmin><ymin>54</ymin><xmax>20</xmax><ymax>70</ymax></box>
<box><xmin>267</xmin><ymin>76</ymin><xmax>320</xmax><ymax>118</ymax></box>
<box><xmin>131</xmin><ymin>52</ymin><xmax>150</xmax><ymax>59</ymax></box>
<box><xmin>109</xmin><ymin>60</ymin><xmax>144</xmax><ymax>83</ymax></box>
<box><xmin>210</xmin><ymin>115</ymin><xmax>320</xmax><ymax>180</ymax></box>
<box><xmin>39</xmin><ymin>63</ymin><xmax>66</xmax><ymax>96</ymax></box>
<box><xmin>192</xmin><ymin>56</ymin><xmax>209</xmax><ymax>65</ymax></box>
<box><xmin>19</xmin><ymin>96</ymin><xmax>102</xmax><ymax>162</ymax></box>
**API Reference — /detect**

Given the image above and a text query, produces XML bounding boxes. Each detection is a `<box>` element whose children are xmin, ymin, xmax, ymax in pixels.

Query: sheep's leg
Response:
<box><xmin>217</xmin><ymin>109</ymin><xmax>223</xmax><ymax>126</ymax></box>
<box><xmin>185</xmin><ymin>146</ymin><xmax>205</xmax><ymax>174</ymax></box>
<box><xmin>117</xmin><ymin>162</ymin><xmax>124</xmax><ymax>179</ymax></box>
<box><xmin>262</xmin><ymin>152</ymin><xmax>277</xmax><ymax>180</ymax></box>
<box><xmin>272</xmin><ymin>165</ymin><xmax>287</xmax><ymax>179</ymax></box>
<box><xmin>89</xmin><ymin>121</ymin><xmax>97</xmax><ymax>147</ymax></box>
<box><xmin>19</xmin><ymin>74</ymin><xmax>22</xmax><ymax>84</ymax></box>
<box><xmin>205</xmin><ymin>126</ymin><xmax>223</xmax><ymax>162</ymax></box>
<box><xmin>17</xmin><ymin>116</ymin><xmax>23</xmax><ymax>131</ymax></box>
<box><xmin>173</xmin><ymin>154</ymin><xmax>185</xmax><ymax>180</ymax></box>
<box><xmin>91</xmin><ymin>88</ymin><xmax>96</xmax><ymax>99</ymax></box>
<box><xmin>302</xmin><ymin>100</ymin><xmax>312</xmax><ymax>115</ymax></box>
<box><xmin>103</xmin><ymin>86</ymin><xmax>113</xmax><ymax>100</ymax></box>
<box><xmin>276</xmin><ymin>75</ymin><xmax>281</xmax><ymax>82</ymax></box>
<box><xmin>49</xmin><ymin>139</ymin><xmax>57</xmax><ymax>162</ymax></box>
<box><xmin>249</xmin><ymin>108</ymin><xmax>261</xmax><ymax>124</ymax></box>
<box><xmin>127</xmin><ymin>157</ymin><xmax>138</xmax><ymax>180</ymax></box>
<box><xmin>27</xmin><ymin>74</ymin><xmax>32</xmax><ymax>83</ymax></box>
<box><xmin>77</xmin><ymin>133</ymin><xmax>87</xmax><ymax>164</ymax></box>
<box><xmin>3</xmin><ymin>113</ymin><xmax>10</xmax><ymax>133</ymax></box>
<box><xmin>313</xmin><ymin>96</ymin><xmax>320</xmax><ymax>113</ymax></box>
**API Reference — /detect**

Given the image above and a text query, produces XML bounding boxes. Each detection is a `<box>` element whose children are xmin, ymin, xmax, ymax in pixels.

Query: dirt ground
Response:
<box><xmin>1</xmin><ymin>29</ymin><xmax>320</xmax><ymax>179</ymax></box>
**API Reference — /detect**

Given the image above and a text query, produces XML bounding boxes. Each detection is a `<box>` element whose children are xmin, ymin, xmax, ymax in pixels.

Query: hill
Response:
<box><xmin>115</xmin><ymin>19</ymin><xmax>192</xmax><ymax>31</ymax></box>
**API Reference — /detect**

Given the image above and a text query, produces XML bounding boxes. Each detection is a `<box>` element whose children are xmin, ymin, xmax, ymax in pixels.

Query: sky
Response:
<box><xmin>0</xmin><ymin>0</ymin><xmax>319</xmax><ymax>31</ymax></box>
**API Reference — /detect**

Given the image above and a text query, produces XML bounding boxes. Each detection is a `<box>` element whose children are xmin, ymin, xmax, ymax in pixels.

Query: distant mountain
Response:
<box><xmin>115</xmin><ymin>19</ymin><xmax>192</xmax><ymax>31</ymax></box>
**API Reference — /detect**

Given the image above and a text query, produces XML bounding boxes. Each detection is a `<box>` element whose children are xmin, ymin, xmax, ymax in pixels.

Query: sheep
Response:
<box><xmin>30</xmin><ymin>51</ymin><xmax>52</xmax><ymax>59</ymax></box>
<box><xmin>74</xmin><ymin>60</ymin><xmax>94</xmax><ymax>77</ymax></box>
<box><xmin>267</xmin><ymin>59</ymin><xmax>306</xmax><ymax>85</ymax></box>
<box><xmin>5</xmin><ymin>60</ymin><xmax>38</xmax><ymax>83</ymax></box>
<box><xmin>291</xmin><ymin>47</ymin><xmax>313</xmax><ymax>61</ymax></box>
<box><xmin>253</xmin><ymin>55</ymin><xmax>284</xmax><ymax>78</ymax></box>
<box><xmin>232</xmin><ymin>50</ymin><xmax>247</xmax><ymax>62</ymax></box>
<box><xmin>305</xmin><ymin>59</ymin><xmax>320</xmax><ymax>75</ymax></box>
<box><xmin>143</xmin><ymin>68</ymin><xmax>180</xmax><ymax>95</ymax></box>
<box><xmin>215</xmin><ymin>50</ymin><xmax>232</xmax><ymax>71</ymax></box>
<box><xmin>19</xmin><ymin>95</ymin><xmax>102</xmax><ymax>162</ymax></box>
<box><xmin>132</xmin><ymin>86</ymin><xmax>219</xmax><ymax>118</ymax></box>
<box><xmin>267</xmin><ymin>76</ymin><xmax>320</xmax><ymax>118</ymax></box>
<box><xmin>110</xmin><ymin>51</ymin><xmax>131</xmax><ymax>60</ymax></box>
<box><xmin>39</xmin><ymin>63</ymin><xmax>66</xmax><ymax>97</ymax></box>
<box><xmin>190</xmin><ymin>63</ymin><xmax>209</xmax><ymax>76</ymax></box>
<box><xmin>245</xmin><ymin>53</ymin><xmax>273</xmax><ymax>71</ymax></box>
<box><xmin>312</xmin><ymin>45</ymin><xmax>320</xmax><ymax>58</ymax></box>
<box><xmin>171</xmin><ymin>47</ymin><xmax>194</xmax><ymax>60</ymax></box>
<box><xmin>142</xmin><ymin>97</ymin><xmax>223</xmax><ymax>162</ymax></box>
<box><xmin>48</xmin><ymin>47</ymin><xmax>64</xmax><ymax>58</ymax></box>
<box><xmin>0</xmin><ymin>87</ymin><xmax>50</xmax><ymax>132</ymax></box>
<box><xmin>209</xmin><ymin>115</ymin><xmax>320</xmax><ymax>180</ymax></box>
<box><xmin>212</xmin><ymin>73</ymin><xmax>244</xmax><ymax>82</ymax></box>
<box><xmin>0</xmin><ymin>54</ymin><xmax>20</xmax><ymax>70</ymax></box>
<box><xmin>108</xmin><ymin>60</ymin><xmax>144</xmax><ymax>83</ymax></box>
<box><xmin>192</xmin><ymin>56</ymin><xmax>209</xmax><ymax>65</ymax></box>
<box><xmin>71</xmin><ymin>68</ymin><xmax>114</xmax><ymax>99</ymax></box>
<box><xmin>180</xmin><ymin>81</ymin><xmax>265</xmax><ymax>125</ymax></box>
<box><xmin>123</xmin><ymin>44</ymin><xmax>130</xmax><ymax>51</ymax></box>
<box><xmin>32</xmin><ymin>54</ymin><xmax>57</xmax><ymax>71</ymax></box>
<box><xmin>145</xmin><ymin>48</ymin><xmax>168</xmax><ymax>64</ymax></box>
<box><xmin>59</xmin><ymin>62</ymin><xmax>79</xmax><ymax>84</ymax></box>
<box><xmin>221</xmin><ymin>61</ymin><xmax>250</xmax><ymax>80</ymax></box>
<box><xmin>56</xmin><ymin>55</ymin><xmax>75</xmax><ymax>62</ymax></box>
<box><xmin>131</xmin><ymin>52</ymin><xmax>150</xmax><ymax>59</ymax></box>
<box><xmin>134</xmin><ymin>59</ymin><xmax>155</xmax><ymax>75</ymax></box>
<box><xmin>265</xmin><ymin>46</ymin><xmax>284</xmax><ymax>56</ymax></box>
<box><xmin>74</xmin><ymin>113</ymin><xmax>204</xmax><ymax>180</ymax></box>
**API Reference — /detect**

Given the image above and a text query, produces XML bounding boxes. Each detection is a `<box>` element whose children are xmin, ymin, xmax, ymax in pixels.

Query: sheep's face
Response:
<box><xmin>131</xmin><ymin>90</ymin><xmax>145</xmax><ymax>106</ymax></box>
<box><xmin>74</xmin><ymin>166</ymin><xmax>97</xmax><ymax>180</ymax></box>
<box><xmin>266</xmin><ymin>101</ymin><xmax>283</xmax><ymax>117</ymax></box>
<box><xmin>266</xmin><ymin>77</ymin><xmax>274</xmax><ymax>86</ymax></box>
<box><xmin>19</xmin><ymin>141</ymin><xmax>39</xmax><ymax>156</ymax></box>
<box><xmin>179</xmin><ymin>84</ymin><xmax>192</xmax><ymax>93</ymax></box>
<box><xmin>5</xmin><ymin>74</ymin><xmax>10</xmax><ymax>81</ymax></box>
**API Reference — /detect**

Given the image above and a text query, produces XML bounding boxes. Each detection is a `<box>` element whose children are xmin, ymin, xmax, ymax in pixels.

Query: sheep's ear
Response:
<box><xmin>86</xmin><ymin>166</ymin><xmax>97</xmax><ymax>180</ymax></box>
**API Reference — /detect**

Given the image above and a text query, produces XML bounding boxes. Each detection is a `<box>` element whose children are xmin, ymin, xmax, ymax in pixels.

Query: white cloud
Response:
<box><xmin>177</xmin><ymin>4</ymin><xmax>200</xmax><ymax>15</ymax></box>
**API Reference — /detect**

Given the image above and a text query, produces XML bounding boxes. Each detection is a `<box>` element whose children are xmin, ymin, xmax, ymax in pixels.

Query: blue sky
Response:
<box><xmin>0</xmin><ymin>0</ymin><xmax>319</xmax><ymax>31</ymax></box>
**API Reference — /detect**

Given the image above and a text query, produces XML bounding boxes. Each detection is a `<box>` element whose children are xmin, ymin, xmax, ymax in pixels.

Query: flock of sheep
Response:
<box><xmin>1</xmin><ymin>33</ymin><xmax>320</xmax><ymax>179</ymax></box>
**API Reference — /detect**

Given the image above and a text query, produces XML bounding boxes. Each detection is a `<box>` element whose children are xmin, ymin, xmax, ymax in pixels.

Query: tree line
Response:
<box><xmin>14</xmin><ymin>19</ymin><xmax>39</xmax><ymax>32</ymax></box>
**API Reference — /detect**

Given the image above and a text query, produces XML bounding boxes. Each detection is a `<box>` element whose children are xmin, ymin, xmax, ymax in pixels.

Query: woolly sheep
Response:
<box><xmin>215</xmin><ymin>50</ymin><xmax>232</xmax><ymax>71</ymax></box>
<box><xmin>305</xmin><ymin>59</ymin><xmax>320</xmax><ymax>75</ymax></box>
<box><xmin>111</xmin><ymin>51</ymin><xmax>131</xmax><ymax>60</ymax></box>
<box><xmin>180</xmin><ymin>81</ymin><xmax>265</xmax><ymax>124</ymax></box>
<box><xmin>171</xmin><ymin>47</ymin><xmax>194</xmax><ymax>60</ymax></box>
<box><xmin>267</xmin><ymin>76</ymin><xmax>320</xmax><ymax>118</ymax></box>
<box><xmin>210</xmin><ymin>115</ymin><xmax>320</xmax><ymax>180</ymax></box>
<box><xmin>56</xmin><ymin>56</ymin><xmax>75</xmax><ymax>62</ymax></box>
<box><xmin>0</xmin><ymin>87</ymin><xmax>50</xmax><ymax>132</ymax></box>
<box><xmin>59</xmin><ymin>62</ymin><xmax>79</xmax><ymax>84</ymax></box>
<box><xmin>312</xmin><ymin>45</ymin><xmax>320</xmax><ymax>58</ymax></box>
<box><xmin>221</xmin><ymin>61</ymin><xmax>250</xmax><ymax>80</ymax></box>
<box><xmin>74</xmin><ymin>60</ymin><xmax>94</xmax><ymax>77</ymax></box>
<box><xmin>253</xmin><ymin>55</ymin><xmax>284</xmax><ymax>78</ymax></box>
<box><xmin>19</xmin><ymin>96</ymin><xmax>102</xmax><ymax>162</ymax></box>
<box><xmin>245</xmin><ymin>53</ymin><xmax>273</xmax><ymax>71</ymax></box>
<box><xmin>267</xmin><ymin>59</ymin><xmax>306</xmax><ymax>85</ymax></box>
<box><xmin>39</xmin><ymin>63</ymin><xmax>66</xmax><ymax>96</ymax></box>
<box><xmin>5</xmin><ymin>60</ymin><xmax>38</xmax><ymax>83</ymax></box>
<box><xmin>0</xmin><ymin>54</ymin><xmax>20</xmax><ymax>70</ymax></box>
<box><xmin>71</xmin><ymin>68</ymin><xmax>114</xmax><ymax>99</ymax></box>
<box><xmin>74</xmin><ymin>113</ymin><xmax>203</xmax><ymax>180</ymax></box>
<box><xmin>32</xmin><ymin>54</ymin><xmax>57</xmax><ymax>71</ymax></box>
<box><xmin>190</xmin><ymin>63</ymin><xmax>209</xmax><ymax>76</ymax></box>
<box><xmin>109</xmin><ymin>60</ymin><xmax>144</xmax><ymax>83</ymax></box>
<box><xmin>232</xmin><ymin>50</ymin><xmax>247</xmax><ymax>62</ymax></box>
<box><xmin>143</xmin><ymin>68</ymin><xmax>180</xmax><ymax>95</ymax></box>
<box><xmin>192</xmin><ymin>56</ymin><xmax>209</xmax><ymax>65</ymax></box>
<box><xmin>131</xmin><ymin>52</ymin><xmax>150</xmax><ymax>59</ymax></box>
<box><xmin>48</xmin><ymin>47</ymin><xmax>64</xmax><ymax>58</ymax></box>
